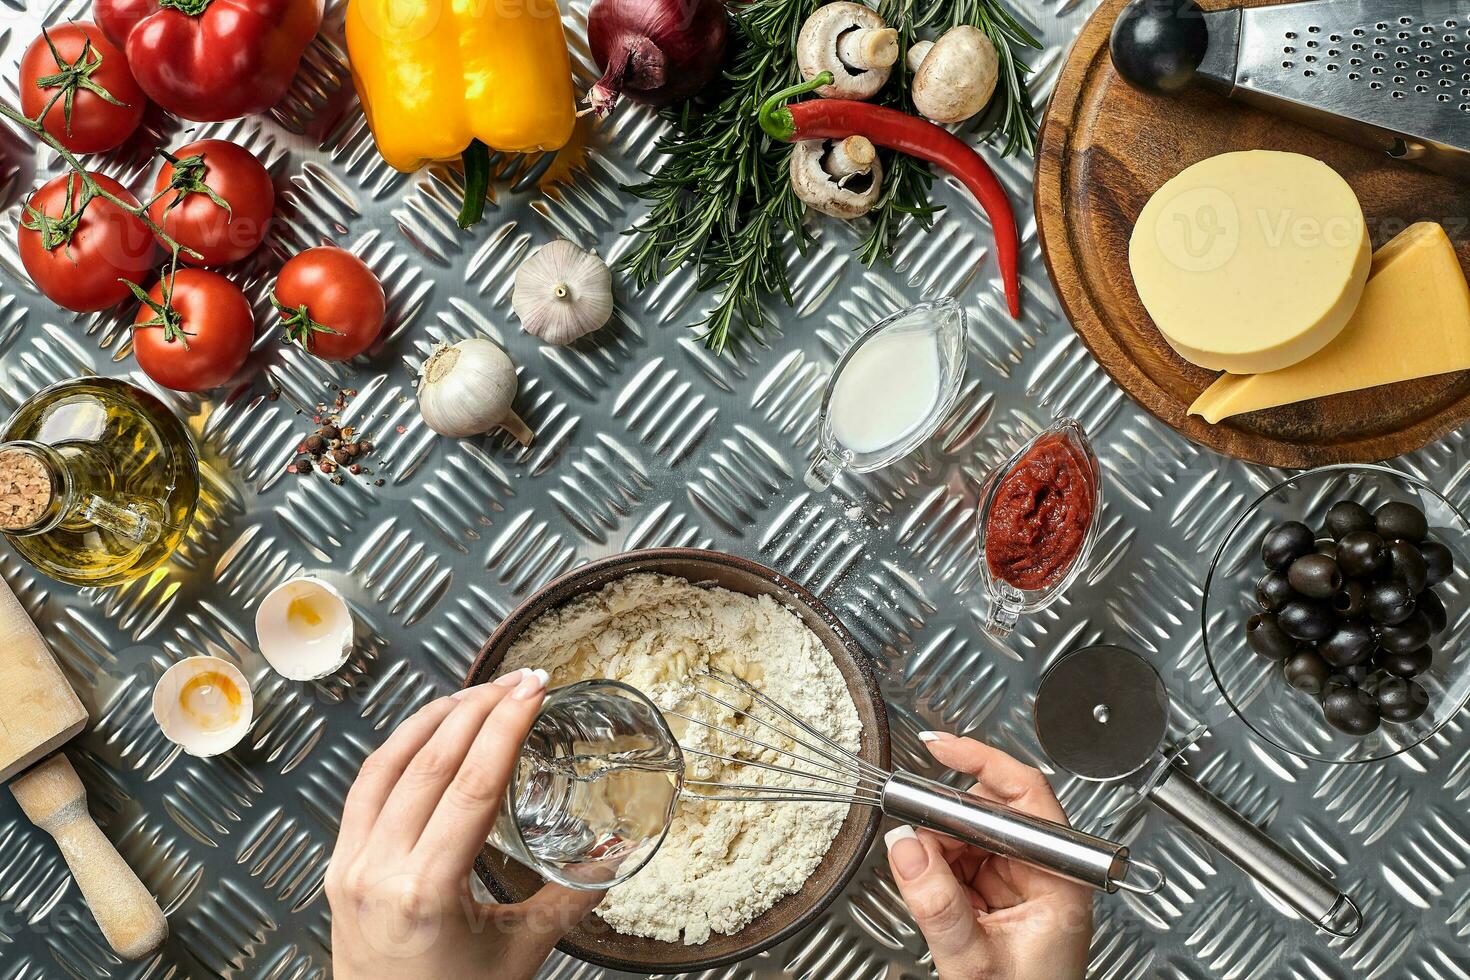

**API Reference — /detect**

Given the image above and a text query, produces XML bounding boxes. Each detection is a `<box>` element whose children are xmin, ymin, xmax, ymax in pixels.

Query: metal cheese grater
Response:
<box><xmin>1110</xmin><ymin>0</ymin><xmax>1470</xmax><ymax>178</ymax></box>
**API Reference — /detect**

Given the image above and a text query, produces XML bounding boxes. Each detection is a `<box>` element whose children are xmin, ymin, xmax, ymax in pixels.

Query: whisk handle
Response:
<box><xmin>882</xmin><ymin>771</ymin><xmax>1159</xmax><ymax>894</ymax></box>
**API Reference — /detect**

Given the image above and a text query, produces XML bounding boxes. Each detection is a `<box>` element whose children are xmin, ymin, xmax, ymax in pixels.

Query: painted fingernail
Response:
<box><xmin>885</xmin><ymin>825</ymin><xmax>928</xmax><ymax>879</ymax></box>
<box><xmin>513</xmin><ymin>669</ymin><xmax>547</xmax><ymax>701</ymax></box>
<box><xmin>492</xmin><ymin>668</ymin><xmax>526</xmax><ymax>688</ymax></box>
<box><xmin>450</xmin><ymin>686</ymin><xmax>477</xmax><ymax>700</ymax></box>
<box><xmin>918</xmin><ymin>731</ymin><xmax>952</xmax><ymax>742</ymax></box>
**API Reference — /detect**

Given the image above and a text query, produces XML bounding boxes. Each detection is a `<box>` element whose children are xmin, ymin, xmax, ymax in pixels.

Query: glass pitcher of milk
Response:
<box><xmin>806</xmin><ymin>298</ymin><xmax>967</xmax><ymax>491</ymax></box>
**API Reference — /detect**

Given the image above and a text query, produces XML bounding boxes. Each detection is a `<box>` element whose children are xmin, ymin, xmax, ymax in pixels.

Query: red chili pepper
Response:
<box><xmin>759</xmin><ymin>72</ymin><xmax>1022</xmax><ymax>319</ymax></box>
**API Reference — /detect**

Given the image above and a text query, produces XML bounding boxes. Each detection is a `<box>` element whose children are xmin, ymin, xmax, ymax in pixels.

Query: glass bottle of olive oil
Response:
<box><xmin>0</xmin><ymin>378</ymin><xmax>199</xmax><ymax>586</ymax></box>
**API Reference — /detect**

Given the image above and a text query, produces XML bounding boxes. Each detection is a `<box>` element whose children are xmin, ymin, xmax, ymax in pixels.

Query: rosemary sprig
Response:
<box><xmin>621</xmin><ymin>0</ymin><xmax>1039</xmax><ymax>353</ymax></box>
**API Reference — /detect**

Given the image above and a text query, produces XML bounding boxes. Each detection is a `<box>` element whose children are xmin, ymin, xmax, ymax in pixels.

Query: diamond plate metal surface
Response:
<box><xmin>0</xmin><ymin>1</ymin><xmax>1466</xmax><ymax>978</ymax></box>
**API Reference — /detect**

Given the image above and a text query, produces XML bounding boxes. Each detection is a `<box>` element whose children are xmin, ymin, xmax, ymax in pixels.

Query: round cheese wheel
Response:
<box><xmin>1128</xmin><ymin>150</ymin><xmax>1371</xmax><ymax>375</ymax></box>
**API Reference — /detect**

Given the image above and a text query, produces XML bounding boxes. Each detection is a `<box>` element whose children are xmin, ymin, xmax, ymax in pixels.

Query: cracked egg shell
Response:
<box><xmin>153</xmin><ymin>656</ymin><xmax>253</xmax><ymax>757</ymax></box>
<box><xmin>256</xmin><ymin>576</ymin><xmax>354</xmax><ymax>680</ymax></box>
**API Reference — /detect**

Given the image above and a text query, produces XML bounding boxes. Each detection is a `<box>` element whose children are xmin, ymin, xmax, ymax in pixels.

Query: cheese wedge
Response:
<box><xmin>1130</xmin><ymin>151</ymin><xmax>1371</xmax><ymax>374</ymax></box>
<box><xmin>1190</xmin><ymin>222</ymin><xmax>1470</xmax><ymax>423</ymax></box>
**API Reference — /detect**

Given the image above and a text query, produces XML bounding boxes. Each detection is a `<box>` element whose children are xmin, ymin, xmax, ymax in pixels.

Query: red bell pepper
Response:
<box><xmin>96</xmin><ymin>0</ymin><xmax>322</xmax><ymax>122</ymax></box>
<box><xmin>759</xmin><ymin>72</ymin><xmax>1023</xmax><ymax>319</ymax></box>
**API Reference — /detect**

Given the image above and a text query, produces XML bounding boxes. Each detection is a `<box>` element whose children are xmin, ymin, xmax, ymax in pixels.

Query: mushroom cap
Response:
<box><xmin>789</xmin><ymin>139</ymin><xmax>884</xmax><ymax>220</ymax></box>
<box><xmin>912</xmin><ymin>25</ymin><xmax>1000</xmax><ymax>124</ymax></box>
<box><xmin>797</xmin><ymin>2</ymin><xmax>895</xmax><ymax>101</ymax></box>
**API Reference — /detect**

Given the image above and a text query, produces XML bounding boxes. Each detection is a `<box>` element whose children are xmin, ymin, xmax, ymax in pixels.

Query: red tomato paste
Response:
<box><xmin>984</xmin><ymin>434</ymin><xmax>1095</xmax><ymax>591</ymax></box>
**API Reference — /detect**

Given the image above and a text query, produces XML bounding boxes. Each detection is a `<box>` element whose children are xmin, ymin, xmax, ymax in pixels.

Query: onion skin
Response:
<box><xmin>586</xmin><ymin>0</ymin><xmax>730</xmax><ymax>116</ymax></box>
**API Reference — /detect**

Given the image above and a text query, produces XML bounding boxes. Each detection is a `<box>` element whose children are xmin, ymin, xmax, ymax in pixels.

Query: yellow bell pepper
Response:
<box><xmin>345</xmin><ymin>0</ymin><xmax>576</xmax><ymax>227</ymax></box>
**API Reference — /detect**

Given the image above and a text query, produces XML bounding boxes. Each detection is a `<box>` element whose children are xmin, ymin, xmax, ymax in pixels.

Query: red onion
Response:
<box><xmin>586</xmin><ymin>0</ymin><xmax>730</xmax><ymax>116</ymax></box>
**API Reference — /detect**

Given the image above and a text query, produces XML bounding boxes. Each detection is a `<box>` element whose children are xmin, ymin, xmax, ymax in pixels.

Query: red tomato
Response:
<box><xmin>19</xmin><ymin>23</ymin><xmax>146</xmax><ymax>154</ymax></box>
<box><xmin>132</xmin><ymin>269</ymin><xmax>254</xmax><ymax>392</ymax></box>
<box><xmin>18</xmin><ymin>172</ymin><xmax>157</xmax><ymax>312</ymax></box>
<box><xmin>273</xmin><ymin>247</ymin><xmax>386</xmax><ymax>360</ymax></box>
<box><xmin>148</xmin><ymin>139</ymin><xmax>274</xmax><ymax>266</ymax></box>
<box><xmin>95</xmin><ymin>0</ymin><xmax>322</xmax><ymax>122</ymax></box>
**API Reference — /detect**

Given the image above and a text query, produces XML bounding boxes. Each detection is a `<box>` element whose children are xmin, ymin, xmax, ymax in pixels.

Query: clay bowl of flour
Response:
<box><xmin>466</xmin><ymin>547</ymin><xmax>889</xmax><ymax>973</ymax></box>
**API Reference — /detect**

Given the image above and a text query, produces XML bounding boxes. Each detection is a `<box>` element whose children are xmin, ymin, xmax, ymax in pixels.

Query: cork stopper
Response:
<box><xmin>0</xmin><ymin>448</ymin><xmax>56</xmax><ymax>531</ymax></box>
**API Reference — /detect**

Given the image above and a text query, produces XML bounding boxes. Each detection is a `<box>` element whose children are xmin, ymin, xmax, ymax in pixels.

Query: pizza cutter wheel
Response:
<box><xmin>1034</xmin><ymin>646</ymin><xmax>1363</xmax><ymax>938</ymax></box>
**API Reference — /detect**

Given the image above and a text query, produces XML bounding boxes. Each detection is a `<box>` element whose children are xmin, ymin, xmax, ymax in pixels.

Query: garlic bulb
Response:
<box><xmin>512</xmin><ymin>239</ymin><xmax>613</xmax><ymax>345</ymax></box>
<box><xmin>417</xmin><ymin>338</ymin><xmax>534</xmax><ymax>445</ymax></box>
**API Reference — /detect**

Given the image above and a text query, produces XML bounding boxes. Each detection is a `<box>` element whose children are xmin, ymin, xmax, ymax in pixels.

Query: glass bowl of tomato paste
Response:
<box><xmin>974</xmin><ymin>419</ymin><xmax>1101</xmax><ymax>638</ymax></box>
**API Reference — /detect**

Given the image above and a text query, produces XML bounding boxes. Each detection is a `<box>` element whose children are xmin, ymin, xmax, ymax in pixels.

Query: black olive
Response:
<box><xmin>1365</xmin><ymin>580</ymin><xmax>1415</xmax><ymax>625</ymax></box>
<box><xmin>1375</xmin><ymin>501</ymin><xmax>1428</xmax><ymax>543</ymax></box>
<box><xmin>1377</xmin><ymin>678</ymin><xmax>1430</xmax><ymax>724</ymax></box>
<box><xmin>1322</xmin><ymin>686</ymin><xmax>1381</xmax><ymax>736</ymax></box>
<box><xmin>1344</xmin><ymin>663</ymin><xmax>1373</xmax><ymax>685</ymax></box>
<box><xmin>1276</xmin><ymin>601</ymin><xmax>1335</xmax><ymax>642</ymax></box>
<box><xmin>1286</xmin><ymin>554</ymin><xmax>1342</xmax><ymax>599</ymax></box>
<box><xmin>1418</xmin><ymin>590</ymin><xmax>1448</xmax><ymax>634</ymax></box>
<box><xmin>1336</xmin><ymin>531</ymin><xmax>1388</xmax><ymax>579</ymax></box>
<box><xmin>1282</xmin><ymin>649</ymin><xmax>1331</xmax><ymax>696</ymax></box>
<box><xmin>1377</xmin><ymin>610</ymin><xmax>1432</xmax><ymax>653</ymax></box>
<box><xmin>1325</xmin><ymin>500</ymin><xmax>1374</xmax><ymax>540</ymax></box>
<box><xmin>1314</xmin><ymin>538</ymin><xmax>1338</xmax><ymax>559</ymax></box>
<box><xmin>1319</xmin><ymin>620</ymin><xmax>1375</xmax><ymax>667</ymax></box>
<box><xmin>1384</xmin><ymin>539</ymin><xmax>1429</xmax><ymax>593</ymax></box>
<box><xmin>1331</xmin><ymin>581</ymin><xmax>1365</xmax><ymax>619</ymax></box>
<box><xmin>1261</xmin><ymin>521</ymin><xmax>1316</xmax><ymax>571</ymax></box>
<box><xmin>1255</xmin><ymin>571</ymin><xmax>1294</xmax><ymax>611</ymax></box>
<box><xmin>1377</xmin><ymin>645</ymin><xmax>1432</xmax><ymax>678</ymax></box>
<box><xmin>1246</xmin><ymin>613</ymin><xmax>1297</xmax><ymax>660</ymax></box>
<box><xmin>1420</xmin><ymin>540</ymin><xmax>1455</xmax><ymax>587</ymax></box>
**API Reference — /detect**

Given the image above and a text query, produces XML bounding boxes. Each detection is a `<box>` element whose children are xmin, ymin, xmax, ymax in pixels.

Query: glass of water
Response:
<box><xmin>488</xmin><ymin>679</ymin><xmax>684</xmax><ymax>890</ymax></box>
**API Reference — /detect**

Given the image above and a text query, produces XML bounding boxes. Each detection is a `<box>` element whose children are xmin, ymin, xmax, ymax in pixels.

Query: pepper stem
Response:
<box><xmin>457</xmin><ymin>140</ymin><xmax>491</xmax><ymax>229</ymax></box>
<box><xmin>756</xmin><ymin>72</ymin><xmax>833</xmax><ymax>142</ymax></box>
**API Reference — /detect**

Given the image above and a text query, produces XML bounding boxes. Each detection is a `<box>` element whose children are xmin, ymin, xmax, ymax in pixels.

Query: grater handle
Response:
<box><xmin>881</xmin><ymin>770</ymin><xmax>1164</xmax><ymax>895</ymax></box>
<box><xmin>1150</xmin><ymin>764</ymin><xmax>1362</xmax><ymax>937</ymax></box>
<box><xmin>1110</xmin><ymin>0</ymin><xmax>1239</xmax><ymax>95</ymax></box>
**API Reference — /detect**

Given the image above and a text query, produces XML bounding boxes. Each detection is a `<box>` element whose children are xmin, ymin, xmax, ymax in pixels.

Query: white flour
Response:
<box><xmin>500</xmin><ymin>573</ymin><xmax>862</xmax><ymax>945</ymax></box>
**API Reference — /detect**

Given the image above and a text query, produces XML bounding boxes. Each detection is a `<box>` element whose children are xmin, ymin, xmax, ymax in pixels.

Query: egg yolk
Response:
<box><xmin>287</xmin><ymin>594</ymin><xmax>331</xmax><ymax>638</ymax></box>
<box><xmin>179</xmin><ymin>671</ymin><xmax>243</xmax><ymax>733</ymax></box>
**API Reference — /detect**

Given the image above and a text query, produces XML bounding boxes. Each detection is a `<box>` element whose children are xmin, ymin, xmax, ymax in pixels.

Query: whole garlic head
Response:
<box><xmin>512</xmin><ymin>239</ymin><xmax>613</xmax><ymax>345</ymax></box>
<box><xmin>417</xmin><ymin>338</ymin><xmax>534</xmax><ymax>445</ymax></box>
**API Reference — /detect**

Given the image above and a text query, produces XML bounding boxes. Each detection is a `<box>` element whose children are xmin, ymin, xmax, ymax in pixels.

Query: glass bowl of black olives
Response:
<box><xmin>1203</xmin><ymin>464</ymin><xmax>1470</xmax><ymax>764</ymax></box>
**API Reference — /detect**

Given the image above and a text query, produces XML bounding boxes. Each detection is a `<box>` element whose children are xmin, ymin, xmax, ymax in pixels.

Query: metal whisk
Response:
<box><xmin>666</xmin><ymin>669</ymin><xmax>1165</xmax><ymax>896</ymax></box>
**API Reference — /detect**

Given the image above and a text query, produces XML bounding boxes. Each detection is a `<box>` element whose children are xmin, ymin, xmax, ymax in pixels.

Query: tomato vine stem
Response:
<box><xmin>0</xmin><ymin>99</ymin><xmax>201</xmax><ymax>261</ymax></box>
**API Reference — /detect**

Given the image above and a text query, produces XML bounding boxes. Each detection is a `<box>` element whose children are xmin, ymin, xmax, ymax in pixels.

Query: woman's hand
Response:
<box><xmin>327</xmin><ymin>668</ymin><xmax>603</xmax><ymax>980</ymax></box>
<box><xmin>885</xmin><ymin>734</ymin><xmax>1093</xmax><ymax>980</ymax></box>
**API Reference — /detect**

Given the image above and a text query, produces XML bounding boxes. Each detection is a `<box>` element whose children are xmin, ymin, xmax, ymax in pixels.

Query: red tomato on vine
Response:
<box><xmin>148</xmin><ymin>139</ymin><xmax>274</xmax><ymax>266</ymax></box>
<box><xmin>18</xmin><ymin>172</ymin><xmax>157</xmax><ymax>312</ymax></box>
<box><xmin>18</xmin><ymin>23</ymin><xmax>146</xmax><ymax>154</ymax></box>
<box><xmin>131</xmin><ymin>269</ymin><xmax>255</xmax><ymax>392</ymax></box>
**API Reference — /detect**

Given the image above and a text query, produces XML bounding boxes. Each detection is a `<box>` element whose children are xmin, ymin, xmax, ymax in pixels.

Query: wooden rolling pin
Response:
<box><xmin>0</xmin><ymin>576</ymin><xmax>167</xmax><ymax>959</ymax></box>
<box><xmin>11</xmin><ymin>755</ymin><xmax>169</xmax><ymax>959</ymax></box>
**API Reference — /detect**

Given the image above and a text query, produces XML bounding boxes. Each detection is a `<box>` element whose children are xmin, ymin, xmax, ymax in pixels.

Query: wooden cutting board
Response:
<box><xmin>0</xmin><ymin>576</ymin><xmax>86</xmax><ymax>781</ymax></box>
<box><xmin>1035</xmin><ymin>0</ymin><xmax>1470</xmax><ymax>468</ymax></box>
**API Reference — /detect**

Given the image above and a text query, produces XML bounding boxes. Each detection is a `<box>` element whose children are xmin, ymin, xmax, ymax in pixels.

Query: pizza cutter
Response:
<box><xmin>1034</xmin><ymin>645</ymin><xmax>1363</xmax><ymax>937</ymax></box>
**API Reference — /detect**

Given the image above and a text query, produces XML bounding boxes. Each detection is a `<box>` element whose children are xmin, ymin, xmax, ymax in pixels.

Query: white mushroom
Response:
<box><xmin>908</xmin><ymin>26</ymin><xmax>999</xmax><ymax>124</ymax></box>
<box><xmin>790</xmin><ymin>137</ymin><xmax>884</xmax><ymax>219</ymax></box>
<box><xmin>797</xmin><ymin>2</ymin><xmax>899</xmax><ymax>101</ymax></box>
